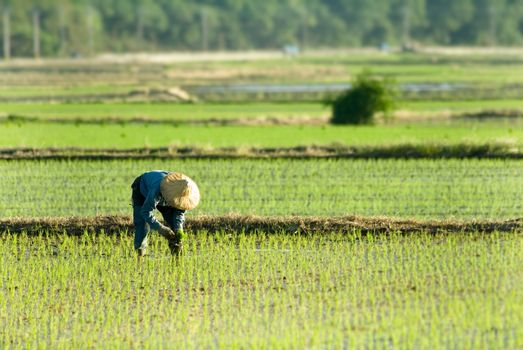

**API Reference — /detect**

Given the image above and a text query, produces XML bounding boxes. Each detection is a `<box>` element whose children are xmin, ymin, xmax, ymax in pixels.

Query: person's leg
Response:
<box><xmin>133</xmin><ymin>205</ymin><xmax>150</xmax><ymax>253</ymax></box>
<box><xmin>131</xmin><ymin>176</ymin><xmax>149</xmax><ymax>255</ymax></box>
<box><xmin>158</xmin><ymin>206</ymin><xmax>186</xmax><ymax>255</ymax></box>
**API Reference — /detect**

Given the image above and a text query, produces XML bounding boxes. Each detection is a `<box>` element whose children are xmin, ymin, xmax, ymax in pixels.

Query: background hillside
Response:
<box><xmin>1</xmin><ymin>0</ymin><xmax>523</xmax><ymax>57</ymax></box>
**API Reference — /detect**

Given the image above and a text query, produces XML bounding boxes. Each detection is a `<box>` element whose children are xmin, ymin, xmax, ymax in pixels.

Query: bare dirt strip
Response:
<box><xmin>0</xmin><ymin>144</ymin><xmax>521</xmax><ymax>160</ymax></box>
<box><xmin>2</xmin><ymin>109</ymin><xmax>522</xmax><ymax>126</ymax></box>
<box><xmin>0</xmin><ymin>215</ymin><xmax>521</xmax><ymax>236</ymax></box>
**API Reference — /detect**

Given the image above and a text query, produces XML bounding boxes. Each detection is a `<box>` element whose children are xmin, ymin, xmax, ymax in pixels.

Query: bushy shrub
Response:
<box><xmin>330</xmin><ymin>71</ymin><xmax>396</xmax><ymax>125</ymax></box>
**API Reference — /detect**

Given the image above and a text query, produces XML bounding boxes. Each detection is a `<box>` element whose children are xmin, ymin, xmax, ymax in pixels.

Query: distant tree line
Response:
<box><xmin>1</xmin><ymin>0</ymin><xmax>523</xmax><ymax>57</ymax></box>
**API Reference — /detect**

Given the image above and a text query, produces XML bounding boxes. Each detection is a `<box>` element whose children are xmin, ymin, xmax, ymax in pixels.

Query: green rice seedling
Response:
<box><xmin>0</xmin><ymin>159</ymin><xmax>521</xmax><ymax>219</ymax></box>
<box><xmin>2</xmin><ymin>230</ymin><xmax>521</xmax><ymax>349</ymax></box>
<box><xmin>0</xmin><ymin>122</ymin><xmax>521</xmax><ymax>149</ymax></box>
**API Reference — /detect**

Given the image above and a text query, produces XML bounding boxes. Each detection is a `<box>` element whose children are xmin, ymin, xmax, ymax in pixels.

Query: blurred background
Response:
<box><xmin>1</xmin><ymin>0</ymin><xmax>522</xmax><ymax>58</ymax></box>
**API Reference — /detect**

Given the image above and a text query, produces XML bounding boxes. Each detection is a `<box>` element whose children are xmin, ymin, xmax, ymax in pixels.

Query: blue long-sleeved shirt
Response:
<box><xmin>139</xmin><ymin>170</ymin><xmax>170</xmax><ymax>230</ymax></box>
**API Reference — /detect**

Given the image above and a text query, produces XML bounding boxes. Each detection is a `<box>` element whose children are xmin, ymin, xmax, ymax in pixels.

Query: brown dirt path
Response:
<box><xmin>1</xmin><ymin>215</ymin><xmax>520</xmax><ymax>236</ymax></box>
<box><xmin>0</xmin><ymin>143</ymin><xmax>520</xmax><ymax>160</ymax></box>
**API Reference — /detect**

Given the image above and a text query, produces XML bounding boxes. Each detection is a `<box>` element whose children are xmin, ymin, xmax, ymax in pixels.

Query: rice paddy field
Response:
<box><xmin>1</xmin><ymin>50</ymin><xmax>522</xmax><ymax>349</ymax></box>
<box><xmin>2</xmin><ymin>232</ymin><xmax>522</xmax><ymax>348</ymax></box>
<box><xmin>0</xmin><ymin>159</ymin><xmax>522</xmax><ymax>219</ymax></box>
<box><xmin>1</xmin><ymin>122</ymin><xmax>521</xmax><ymax>149</ymax></box>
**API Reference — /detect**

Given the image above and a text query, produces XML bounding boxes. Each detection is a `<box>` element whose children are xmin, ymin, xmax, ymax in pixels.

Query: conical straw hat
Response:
<box><xmin>160</xmin><ymin>172</ymin><xmax>200</xmax><ymax>210</ymax></box>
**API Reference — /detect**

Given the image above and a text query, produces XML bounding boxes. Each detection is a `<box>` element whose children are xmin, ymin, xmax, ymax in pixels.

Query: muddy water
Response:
<box><xmin>194</xmin><ymin>82</ymin><xmax>466</xmax><ymax>94</ymax></box>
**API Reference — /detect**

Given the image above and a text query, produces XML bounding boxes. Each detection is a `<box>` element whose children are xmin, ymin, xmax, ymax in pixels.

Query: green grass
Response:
<box><xmin>0</xmin><ymin>85</ymin><xmax>137</xmax><ymax>98</ymax></box>
<box><xmin>0</xmin><ymin>101</ymin><xmax>521</xmax><ymax>124</ymax></box>
<box><xmin>169</xmin><ymin>54</ymin><xmax>523</xmax><ymax>84</ymax></box>
<box><xmin>356</xmin><ymin>63</ymin><xmax>523</xmax><ymax>84</ymax></box>
<box><xmin>0</xmin><ymin>103</ymin><xmax>327</xmax><ymax>121</ymax></box>
<box><xmin>402</xmin><ymin>99</ymin><xmax>523</xmax><ymax>112</ymax></box>
<box><xmin>0</xmin><ymin>122</ymin><xmax>520</xmax><ymax>149</ymax></box>
<box><xmin>1</xmin><ymin>232</ymin><xmax>522</xmax><ymax>348</ymax></box>
<box><xmin>1</xmin><ymin>159</ymin><xmax>521</xmax><ymax>219</ymax></box>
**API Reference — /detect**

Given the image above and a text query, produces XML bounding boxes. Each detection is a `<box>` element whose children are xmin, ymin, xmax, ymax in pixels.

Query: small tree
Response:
<box><xmin>330</xmin><ymin>71</ymin><xmax>396</xmax><ymax>125</ymax></box>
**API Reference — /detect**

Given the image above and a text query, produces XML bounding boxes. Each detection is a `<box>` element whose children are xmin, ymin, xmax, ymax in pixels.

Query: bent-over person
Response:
<box><xmin>131</xmin><ymin>170</ymin><xmax>200</xmax><ymax>257</ymax></box>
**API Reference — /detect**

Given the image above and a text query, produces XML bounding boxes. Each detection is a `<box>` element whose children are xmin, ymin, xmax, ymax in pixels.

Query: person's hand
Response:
<box><xmin>168</xmin><ymin>239</ymin><xmax>183</xmax><ymax>256</ymax></box>
<box><xmin>174</xmin><ymin>228</ymin><xmax>187</xmax><ymax>242</ymax></box>
<box><xmin>168</xmin><ymin>229</ymin><xmax>186</xmax><ymax>256</ymax></box>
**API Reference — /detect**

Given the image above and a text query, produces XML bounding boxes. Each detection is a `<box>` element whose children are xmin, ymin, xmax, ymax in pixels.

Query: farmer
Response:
<box><xmin>131</xmin><ymin>171</ymin><xmax>200</xmax><ymax>257</ymax></box>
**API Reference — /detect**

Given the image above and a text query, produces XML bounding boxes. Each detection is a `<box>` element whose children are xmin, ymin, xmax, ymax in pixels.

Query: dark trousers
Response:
<box><xmin>131</xmin><ymin>175</ymin><xmax>185</xmax><ymax>250</ymax></box>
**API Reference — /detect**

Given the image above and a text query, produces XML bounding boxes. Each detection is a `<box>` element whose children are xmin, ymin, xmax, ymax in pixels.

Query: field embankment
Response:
<box><xmin>3</xmin><ymin>107</ymin><xmax>523</xmax><ymax>126</ymax></box>
<box><xmin>1</xmin><ymin>143</ymin><xmax>521</xmax><ymax>160</ymax></box>
<box><xmin>1</xmin><ymin>215</ymin><xmax>521</xmax><ymax>236</ymax></box>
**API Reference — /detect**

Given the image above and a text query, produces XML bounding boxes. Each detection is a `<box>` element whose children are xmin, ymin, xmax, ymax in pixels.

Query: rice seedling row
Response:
<box><xmin>0</xmin><ymin>122</ymin><xmax>520</xmax><ymax>149</ymax></box>
<box><xmin>1</xmin><ymin>232</ymin><xmax>521</xmax><ymax>348</ymax></box>
<box><xmin>1</xmin><ymin>159</ymin><xmax>521</xmax><ymax>220</ymax></box>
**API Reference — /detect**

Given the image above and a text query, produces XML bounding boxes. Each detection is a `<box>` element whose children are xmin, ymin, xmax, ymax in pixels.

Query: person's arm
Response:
<box><xmin>171</xmin><ymin>209</ymin><xmax>186</xmax><ymax>231</ymax></box>
<box><xmin>140</xmin><ymin>187</ymin><xmax>163</xmax><ymax>231</ymax></box>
